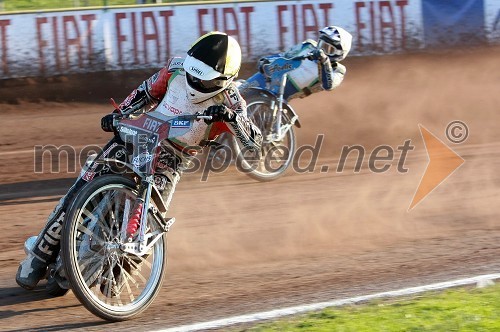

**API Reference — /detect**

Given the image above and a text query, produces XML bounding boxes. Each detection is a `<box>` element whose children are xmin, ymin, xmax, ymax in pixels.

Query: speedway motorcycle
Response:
<box><xmin>26</xmin><ymin>109</ymin><xmax>211</xmax><ymax>321</ymax></box>
<box><xmin>231</xmin><ymin>53</ymin><xmax>312</xmax><ymax>182</ymax></box>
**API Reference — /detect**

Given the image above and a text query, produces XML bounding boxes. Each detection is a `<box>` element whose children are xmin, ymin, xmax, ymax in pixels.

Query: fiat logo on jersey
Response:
<box><xmin>171</xmin><ymin>120</ymin><xmax>191</xmax><ymax>128</ymax></box>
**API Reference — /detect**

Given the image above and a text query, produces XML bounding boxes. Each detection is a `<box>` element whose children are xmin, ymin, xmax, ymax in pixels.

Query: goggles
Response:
<box><xmin>318</xmin><ymin>40</ymin><xmax>343</xmax><ymax>58</ymax></box>
<box><xmin>186</xmin><ymin>73</ymin><xmax>230</xmax><ymax>93</ymax></box>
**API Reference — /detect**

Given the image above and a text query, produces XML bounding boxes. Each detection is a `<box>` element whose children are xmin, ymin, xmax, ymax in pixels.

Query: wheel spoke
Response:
<box><xmin>82</xmin><ymin>206</ymin><xmax>110</xmax><ymax>241</ymax></box>
<box><xmin>120</xmin><ymin>197</ymin><xmax>132</xmax><ymax>241</ymax></box>
<box><xmin>77</xmin><ymin>221</ymin><xmax>105</xmax><ymax>244</ymax></box>
<box><xmin>79</xmin><ymin>255</ymin><xmax>104</xmax><ymax>287</ymax></box>
<box><xmin>118</xmin><ymin>262</ymin><xmax>135</xmax><ymax>302</ymax></box>
<box><xmin>123</xmin><ymin>254</ymin><xmax>151</xmax><ymax>273</ymax></box>
<box><xmin>101</xmin><ymin>263</ymin><xmax>114</xmax><ymax>301</ymax></box>
<box><xmin>106</xmin><ymin>193</ymin><xmax>117</xmax><ymax>235</ymax></box>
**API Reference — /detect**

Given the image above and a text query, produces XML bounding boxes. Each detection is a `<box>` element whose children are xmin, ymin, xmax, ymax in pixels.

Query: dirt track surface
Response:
<box><xmin>1</xmin><ymin>47</ymin><xmax>499</xmax><ymax>331</ymax></box>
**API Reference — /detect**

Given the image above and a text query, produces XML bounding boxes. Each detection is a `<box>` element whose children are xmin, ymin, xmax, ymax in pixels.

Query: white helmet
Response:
<box><xmin>318</xmin><ymin>26</ymin><xmax>352</xmax><ymax>62</ymax></box>
<box><xmin>183</xmin><ymin>32</ymin><xmax>242</xmax><ymax>103</ymax></box>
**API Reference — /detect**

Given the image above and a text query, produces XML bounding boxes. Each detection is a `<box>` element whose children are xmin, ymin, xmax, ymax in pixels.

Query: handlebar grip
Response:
<box><xmin>197</xmin><ymin>115</ymin><xmax>213</xmax><ymax>120</ymax></box>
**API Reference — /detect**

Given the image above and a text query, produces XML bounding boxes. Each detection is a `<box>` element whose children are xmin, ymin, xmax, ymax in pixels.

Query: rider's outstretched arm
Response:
<box><xmin>230</xmin><ymin>111</ymin><xmax>263</xmax><ymax>152</ymax></box>
<box><xmin>117</xmin><ymin>57</ymin><xmax>182</xmax><ymax>113</ymax></box>
<box><xmin>317</xmin><ymin>55</ymin><xmax>346</xmax><ymax>91</ymax></box>
<box><xmin>118</xmin><ymin>68</ymin><xmax>168</xmax><ymax>112</ymax></box>
<box><xmin>222</xmin><ymin>84</ymin><xmax>263</xmax><ymax>152</ymax></box>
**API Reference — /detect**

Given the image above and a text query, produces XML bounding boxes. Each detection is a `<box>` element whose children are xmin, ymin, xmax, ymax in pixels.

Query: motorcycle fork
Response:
<box><xmin>138</xmin><ymin>177</ymin><xmax>153</xmax><ymax>252</ymax></box>
<box><xmin>122</xmin><ymin>175</ymin><xmax>174</xmax><ymax>256</ymax></box>
<box><xmin>268</xmin><ymin>74</ymin><xmax>289</xmax><ymax>142</ymax></box>
<box><xmin>121</xmin><ymin>178</ymin><xmax>150</xmax><ymax>253</ymax></box>
<box><xmin>275</xmin><ymin>73</ymin><xmax>302</xmax><ymax>142</ymax></box>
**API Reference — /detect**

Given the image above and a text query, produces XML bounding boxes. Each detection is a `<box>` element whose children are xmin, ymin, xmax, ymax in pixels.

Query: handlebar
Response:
<box><xmin>177</xmin><ymin>113</ymin><xmax>212</xmax><ymax>121</ymax></box>
<box><xmin>113</xmin><ymin>112</ymin><xmax>213</xmax><ymax>129</ymax></box>
<box><xmin>196</xmin><ymin>115</ymin><xmax>213</xmax><ymax>120</ymax></box>
<box><xmin>290</xmin><ymin>54</ymin><xmax>312</xmax><ymax>61</ymax></box>
<box><xmin>279</xmin><ymin>53</ymin><xmax>314</xmax><ymax>62</ymax></box>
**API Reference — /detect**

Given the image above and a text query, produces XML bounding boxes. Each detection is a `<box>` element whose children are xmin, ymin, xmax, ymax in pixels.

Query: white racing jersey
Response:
<box><xmin>260</xmin><ymin>40</ymin><xmax>346</xmax><ymax>100</ymax></box>
<box><xmin>118</xmin><ymin>57</ymin><xmax>262</xmax><ymax>156</ymax></box>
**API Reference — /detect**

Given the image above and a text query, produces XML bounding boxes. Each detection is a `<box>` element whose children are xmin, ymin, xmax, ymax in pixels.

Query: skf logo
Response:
<box><xmin>190</xmin><ymin>67</ymin><xmax>204</xmax><ymax>76</ymax></box>
<box><xmin>172</xmin><ymin>120</ymin><xmax>191</xmax><ymax>128</ymax></box>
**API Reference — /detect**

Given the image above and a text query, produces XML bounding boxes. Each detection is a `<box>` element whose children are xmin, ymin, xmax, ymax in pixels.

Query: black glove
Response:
<box><xmin>101</xmin><ymin>113</ymin><xmax>118</xmax><ymax>132</ymax></box>
<box><xmin>309</xmin><ymin>49</ymin><xmax>328</xmax><ymax>64</ymax></box>
<box><xmin>258</xmin><ymin>57</ymin><xmax>270</xmax><ymax>74</ymax></box>
<box><xmin>203</xmin><ymin>105</ymin><xmax>236</xmax><ymax>124</ymax></box>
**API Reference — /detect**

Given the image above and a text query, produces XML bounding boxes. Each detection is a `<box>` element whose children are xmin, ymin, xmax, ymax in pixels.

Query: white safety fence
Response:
<box><xmin>0</xmin><ymin>0</ymin><xmax>498</xmax><ymax>79</ymax></box>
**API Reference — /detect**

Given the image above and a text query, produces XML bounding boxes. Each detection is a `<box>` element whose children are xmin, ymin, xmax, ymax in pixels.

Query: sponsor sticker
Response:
<box><xmin>189</xmin><ymin>66</ymin><xmax>204</xmax><ymax>76</ymax></box>
<box><xmin>132</xmin><ymin>152</ymin><xmax>154</xmax><ymax>167</ymax></box>
<box><xmin>154</xmin><ymin>175</ymin><xmax>168</xmax><ymax>191</ymax></box>
<box><xmin>169</xmin><ymin>58</ymin><xmax>184</xmax><ymax>70</ymax></box>
<box><xmin>121</xmin><ymin>89</ymin><xmax>138</xmax><ymax>107</ymax></box>
<box><xmin>163</xmin><ymin>102</ymin><xmax>182</xmax><ymax>115</ymax></box>
<box><xmin>171</xmin><ymin>120</ymin><xmax>191</xmax><ymax>128</ymax></box>
<box><xmin>266</xmin><ymin>63</ymin><xmax>293</xmax><ymax>75</ymax></box>
<box><xmin>147</xmin><ymin>72</ymin><xmax>160</xmax><ymax>90</ymax></box>
<box><xmin>82</xmin><ymin>170</ymin><xmax>96</xmax><ymax>182</ymax></box>
<box><xmin>224</xmin><ymin>86</ymin><xmax>240</xmax><ymax>107</ymax></box>
<box><xmin>143</xmin><ymin>118</ymin><xmax>161</xmax><ymax>132</ymax></box>
<box><xmin>119</xmin><ymin>126</ymin><xmax>138</xmax><ymax>136</ymax></box>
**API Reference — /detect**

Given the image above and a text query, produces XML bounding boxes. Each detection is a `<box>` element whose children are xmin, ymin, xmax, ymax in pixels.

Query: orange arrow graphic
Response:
<box><xmin>409</xmin><ymin>124</ymin><xmax>465</xmax><ymax>210</ymax></box>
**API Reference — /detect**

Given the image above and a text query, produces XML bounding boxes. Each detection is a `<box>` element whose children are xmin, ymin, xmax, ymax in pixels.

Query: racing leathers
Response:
<box><xmin>257</xmin><ymin>40</ymin><xmax>346</xmax><ymax>100</ymax></box>
<box><xmin>16</xmin><ymin>57</ymin><xmax>262</xmax><ymax>290</ymax></box>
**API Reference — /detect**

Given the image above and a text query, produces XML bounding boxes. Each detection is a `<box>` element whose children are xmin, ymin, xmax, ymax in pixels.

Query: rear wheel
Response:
<box><xmin>234</xmin><ymin>92</ymin><xmax>296</xmax><ymax>182</ymax></box>
<box><xmin>61</xmin><ymin>175</ymin><xmax>167</xmax><ymax>321</ymax></box>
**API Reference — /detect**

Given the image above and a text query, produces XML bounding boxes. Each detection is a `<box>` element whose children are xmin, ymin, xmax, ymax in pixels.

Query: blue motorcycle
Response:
<box><xmin>234</xmin><ymin>54</ymin><xmax>309</xmax><ymax>182</ymax></box>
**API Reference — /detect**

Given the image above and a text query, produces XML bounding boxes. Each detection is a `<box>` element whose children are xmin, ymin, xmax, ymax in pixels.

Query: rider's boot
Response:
<box><xmin>16</xmin><ymin>197</ymin><xmax>68</xmax><ymax>290</ymax></box>
<box><xmin>16</xmin><ymin>254</ymin><xmax>48</xmax><ymax>290</ymax></box>
<box><xmin>16</xmin><ymin>236</ymin><xmax>48</xmax><ymax>290</ymax></box>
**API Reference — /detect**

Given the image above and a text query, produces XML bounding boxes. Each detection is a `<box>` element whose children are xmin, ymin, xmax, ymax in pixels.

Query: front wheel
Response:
<box><xmin>61</xmin><ymin>175</ymin><xmax>167</xmax><ymax>321</ymax></box>
<box><xmin>234</xmin><ymin>92</ymin><xmax>296</xmax><ymax>182</ymax></box>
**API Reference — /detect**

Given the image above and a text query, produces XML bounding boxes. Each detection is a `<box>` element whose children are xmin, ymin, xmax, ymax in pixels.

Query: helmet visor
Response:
<box><xmin>186</xmin><ymin>73</ymin><xmax>228</xmax><ymax>93</ymax></box>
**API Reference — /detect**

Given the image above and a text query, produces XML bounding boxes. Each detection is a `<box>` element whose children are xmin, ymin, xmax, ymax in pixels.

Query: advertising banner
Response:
<box><xmin>422</xmin><ymin>0</ymin><xmax>486</xmax><ymax>46</ymax></box>
<box><xmin>485</xmin><ymin>0</ymin><xmax>500</xmax><ymax>42</ymax></box>
<box><xmin>5</xmin><ymin>0</ymin><xmax>499</xmax><ymax>79</ymax></box>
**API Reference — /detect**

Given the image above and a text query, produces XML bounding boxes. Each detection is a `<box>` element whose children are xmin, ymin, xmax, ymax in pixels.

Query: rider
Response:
<box><xmin>253</xmin><ymin>26</ymin><xmax>352</xmax><ymax>100</ymax></box>
<box><xmin>16</xmin><ymin>31</ymin><xmax>262</xmax><ymax>290</ymax></box>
